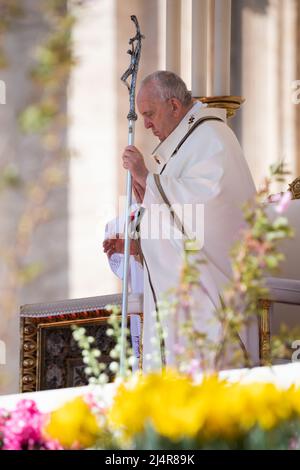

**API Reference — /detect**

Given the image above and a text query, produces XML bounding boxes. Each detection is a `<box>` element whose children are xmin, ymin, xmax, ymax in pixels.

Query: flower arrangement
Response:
<box><xmin>44</xmin><ymin>396</ymin><xmax>103</xmax><ymax>449</ymax></box>
<box><xmin>0</xmin><ymin>400</ymin><xmax>61</xmax><ymax>450</ymax></box>
<box><xmin>108</xmin><ymin>370</ymin><xmax>300</xmax><ymax>450</ymax></box>
<box><xmin>0</xmin><ymin>395</ymin><xmax>113</xmax><ymax>450</ymax></box>
<box><xmin>2</xmin><ymin>371</ymin><xmax>300</xmax><ymax>450</ymax></box>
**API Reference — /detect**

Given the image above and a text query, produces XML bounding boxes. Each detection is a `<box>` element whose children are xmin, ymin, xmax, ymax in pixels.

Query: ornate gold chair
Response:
<box><xmin>289</xmin><ymin>176</ymin><xmax>300</xmax><ymax>200</ymax></box>
<box><xmin>259</xmin><ymin>177</ymin><xmax>300</xmax><ymax>364</ymax></box>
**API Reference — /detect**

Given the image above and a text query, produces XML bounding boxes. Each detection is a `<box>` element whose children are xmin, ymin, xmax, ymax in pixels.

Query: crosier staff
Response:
<box><xmin>120</xmin><ymin>15</ymin><xmax>144</xmax><ymax>377</ymax></box>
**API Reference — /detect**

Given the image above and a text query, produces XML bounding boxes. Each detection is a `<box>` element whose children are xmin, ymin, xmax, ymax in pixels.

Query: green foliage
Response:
<box><xmin>133</xmin><ymin>421</ymin><xmax>300</xmax><ymax>450</ymax></box>
<box><xmin>271</xmin><ymin>324</ymin><xmax>300</xmax><ymax>361</ymax></box>
<box><xmin>71</xmin><ymin>326</ymin><xmax>106</xmax><ymax>385</ymax></box>
<box><xmin>0</xmin><ymin>165</ymin><xmax>21</xmax><ymax>191</ymax></box>
<box><xmin>72</xmin><ymin>304</ymin><xmax>134</xmax><ymax>384</ymax></box>
<box><xmin>17</xmin><ymin>262</ymin><xmax>43</xmax><ymax>284</ymax></box>
<box><xmin>105</xmin><ymin>304</ymin><xmax>132</xmax><ymax>377</ymax></box>
<box><xmin>19</xmin><ymin>103</ymin><xmax>58</xmax><ymax>134</ymax></box>
<box><xmin>18</xmin><ymin>2</ymin><xmax>77</xmax><ymax>134</ymax></box>
<box><xmin>0</xmin><ymin>0</ymin><xmax>23</xmax><ymax>68</ymax></box>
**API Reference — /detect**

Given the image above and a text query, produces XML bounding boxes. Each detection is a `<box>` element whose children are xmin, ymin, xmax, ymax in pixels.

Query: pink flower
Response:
<box><xmin>275</xmin><ymin>191</ymin><xmax>292</xmax><ymax>214</ymax></box>
<box><xmin>184</xmin><ymin>358</ymin><xmax>201</xmax><ymax>378</ymax></box>
<box><xmin>174</xmin><ymin>343</ymin><xmax>185</xmax><ymax>355</ymax></box>
<box><xmin>84</xmin><ymin>393</ymin><xmax>107</xmax><ymax>415</ymax></box>
<box><xmin>268</xmin><ymin>193</ymin><xmax>282</xmax><ymax>203</ymax></box>
<box><xmin>0</xmin><ymin>400</ymin><xmax>62</xmax><ymax>450</ymax></box>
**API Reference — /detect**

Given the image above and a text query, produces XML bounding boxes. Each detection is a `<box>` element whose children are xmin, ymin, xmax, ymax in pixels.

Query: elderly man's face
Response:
<box><xmin>137</xmin><ymin>85</ymin><xmax>181</xmax><ymax>142</ymax></box>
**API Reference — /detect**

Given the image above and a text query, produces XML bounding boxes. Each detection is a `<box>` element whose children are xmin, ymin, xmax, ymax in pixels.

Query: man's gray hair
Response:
<box><xmin>141</xmin><ymin>71</ymin><xmax>192</xmax><ymax>107</ymax></box>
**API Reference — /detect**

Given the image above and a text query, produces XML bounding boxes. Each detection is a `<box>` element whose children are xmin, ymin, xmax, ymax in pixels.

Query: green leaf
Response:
<box><xmin>19</xmin><ymin>103</ymin><xmax>57</xmax><ymax>133</ymax></box>
<box><xmin>273</xmin><ymin>216</ymin><xmax>289</xmax><ymax>229</ymax></box>
<box><xmin>265</xmin><ymin>255</ymin><xmax>279</xmax><ymax>269</ymax></box>
<box><xmin>0</xmin><ymin>165</ymin><xmax>22</xmax><ymax>191</ymax></box>
<box><xmin>17</xmin><ymin>262</ymin><xmax>43</xmax><ymax>284</ymax></box>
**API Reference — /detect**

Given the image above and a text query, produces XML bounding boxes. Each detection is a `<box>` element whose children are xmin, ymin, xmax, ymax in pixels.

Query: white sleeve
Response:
<box><xmin>104</xmin><ymin>211</ymin><xmax>144</xmax><ymax>290</ymax></box>
<box><xmin>104</xmin><ymin>217</ymin><xmax>124</xmax><ymax>279</ymax></box>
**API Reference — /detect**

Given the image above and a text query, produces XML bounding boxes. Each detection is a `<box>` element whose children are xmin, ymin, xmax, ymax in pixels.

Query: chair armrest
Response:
<box><xmin>264</xmin><ymin>277</ymin><xmax>300</xmax><ymax>305</ymax></box>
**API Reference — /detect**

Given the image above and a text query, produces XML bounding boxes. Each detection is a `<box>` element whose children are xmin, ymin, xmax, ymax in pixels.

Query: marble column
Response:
<box><xmin>191</xmin><ymin>0</ymin><xmax>208</xmax><ymax>97</ymax></box>
<box><xmin>68</xmin><ymin>0</ymin><xmax>119</xmax><ymax>298</ymax></box>
<box><xmin>213</xmin><ymin>0</ymin><xmax>231</xmax><ymax>96</ymax></box>
<box><xmin>166</xmin><ymin>0</ymin><xmax>181</xmax><ymax>75</ymax></box>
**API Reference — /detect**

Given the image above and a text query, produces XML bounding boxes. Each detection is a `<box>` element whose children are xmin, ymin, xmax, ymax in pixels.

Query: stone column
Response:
<box><xmin>296</xmin><ymin>1</ymin><xmax>300</xmax><ymax>177</ymax></box>
<box><xmin>116</xmin><ymin>0</ymin><xmax>160</xmax><ymax>186</ymax></box>
<box><xmin>68</xmin><ymin>0</ymin><xmax>119</xmax><ymax>298</ymax></box>
<box><xmin>213</xmin><ymin>0</ymin><xmax>232</xmax><ymax>96</ymax></box>
<box><xmin>276</xmin><ymin>0</ymin><xmax>298</xmax><ymax>181</ymax></box>
<box><xmin>180</xmin><ymin>0</ymin><xmax>192</xmax><ymax>88</ymax></box>
<box><xmin>166</xmin><ymin>0</ymin><xmax>181</xmax><ymax>75</ymax></box>
<box><xmin>232</xmin><ymin>0</ymin><xmax>298</xmax><ymax>188</ymax></box>
<box><xmin>191</xmin><ymin>0</ymin><xmax>208</xmax><ymax>97</ymax></box>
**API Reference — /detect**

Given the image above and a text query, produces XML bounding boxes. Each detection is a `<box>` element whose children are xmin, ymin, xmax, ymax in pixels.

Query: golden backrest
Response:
<box><xmin>259</xmin><ymin>180</ymin><xmax>300</xmax><ymax>364</ymax></box>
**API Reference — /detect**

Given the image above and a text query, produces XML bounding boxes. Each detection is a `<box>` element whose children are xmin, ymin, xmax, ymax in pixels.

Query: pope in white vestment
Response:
<box><xmin>140</xmin><ymin>102</ymin><xmax>259</xmax><ymax>371</ymax></box>
<box><xmin>121</xmin><ymin>71</ymin><xmax>259</xmax><ymax>372</ymax></box>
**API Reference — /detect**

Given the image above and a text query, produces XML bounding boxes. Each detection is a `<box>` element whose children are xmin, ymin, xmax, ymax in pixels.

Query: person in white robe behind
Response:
<box><xmin>114</xmin><ymin>71</ymin><xmax>259</xmax><ymax>372</ymax></box>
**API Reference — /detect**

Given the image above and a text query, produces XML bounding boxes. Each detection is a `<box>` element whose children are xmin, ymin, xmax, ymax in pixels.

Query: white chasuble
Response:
<box><xmin>140</xmin><ymin>101</ymin><xmax>259</xmax><ymax>372</ymax></box>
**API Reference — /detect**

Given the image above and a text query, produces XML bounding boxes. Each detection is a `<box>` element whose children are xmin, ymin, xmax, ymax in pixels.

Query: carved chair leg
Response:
<box><xmin>259</xmin><ymin>299</ymin><xmax>273</xmax><ymax>365</ymax></box>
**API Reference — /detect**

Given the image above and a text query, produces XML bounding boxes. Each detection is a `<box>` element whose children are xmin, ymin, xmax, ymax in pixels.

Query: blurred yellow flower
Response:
<box><xmin>108</xmin><ymin>370</ymin><xmax>300</xmax><ymax>445</ymax></box>
<box><xmin>44</xmin><ymin>396</ymin><xmax>100</xmax><ymax>449</ymax></box>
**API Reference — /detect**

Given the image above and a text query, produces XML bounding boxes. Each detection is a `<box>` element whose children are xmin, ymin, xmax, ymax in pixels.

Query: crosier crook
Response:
<box><xmin>119</xmin><ymin>16</ymin><xmax>144</xmax><ymax>377</ymax></box>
